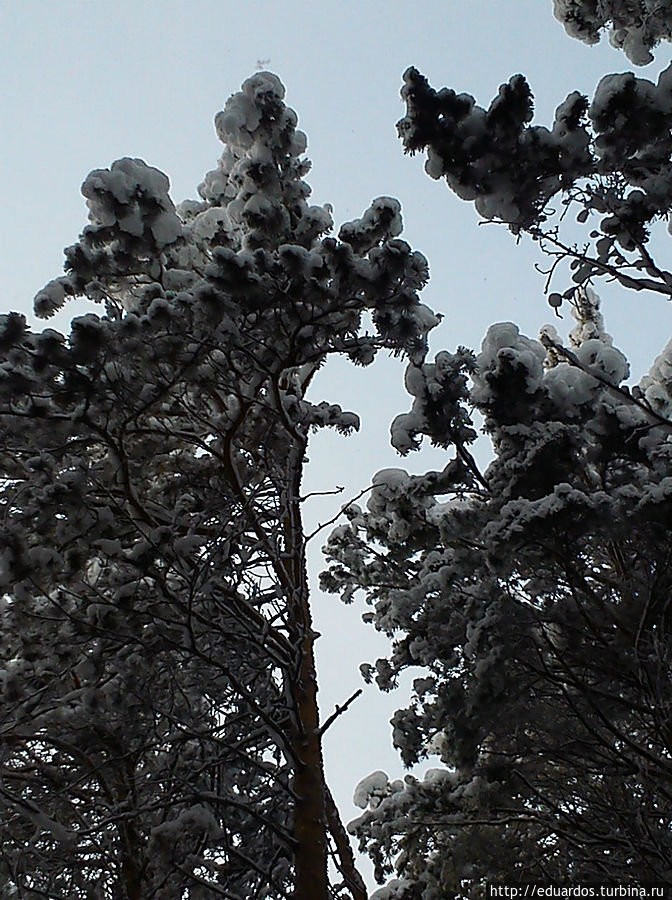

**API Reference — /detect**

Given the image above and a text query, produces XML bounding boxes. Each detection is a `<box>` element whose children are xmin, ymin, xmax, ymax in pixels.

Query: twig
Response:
<box><xmin>320</xmin><ymin>689</ymin><xmax>363</xmax><ymax>736</ymax></box>
<box><xmin>300</xmin><ymin>485</ymin><xmax>344</xmax><ymax>502</ymax></box>
<box><xmin>305</xmin><ymin>486</ymin><xmax>374</xmax><ymax>544</ymax></box>
<box><xmin>537</xmin><ymin>230</ymin><xmax>672</xmax><ymax>298</ymax></box>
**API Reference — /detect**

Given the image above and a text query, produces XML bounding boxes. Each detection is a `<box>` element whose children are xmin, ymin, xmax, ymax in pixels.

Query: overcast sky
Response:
<box><xmin>3</xmin><ymin>1</ymin><xmax>672</xmax><ymax>888</ymax></box>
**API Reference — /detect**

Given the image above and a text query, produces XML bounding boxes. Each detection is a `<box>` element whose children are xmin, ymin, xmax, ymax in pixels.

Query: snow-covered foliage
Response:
<box><xmin>398</xmin><ymin>60</ymin><xmax>672</xmax><ymax>303</ymax></box>
<box><xmin>352</xmin><ymin>21</ymin><xmax>672</xmax><ymax>890</ymax></box>
<box><xmin>0</xmin><ymin>72</ymin><xmax>435</xmax><ymax>898</ymax></box>
<box><xmin>553</xmin><ymin>0</ymin><xmax>672</xmax><ymax>64</ymax></box>
<box><xmin>322</xmin><ymin>289</ymin><xmax>672</xmax><ymax>892</ymax></box>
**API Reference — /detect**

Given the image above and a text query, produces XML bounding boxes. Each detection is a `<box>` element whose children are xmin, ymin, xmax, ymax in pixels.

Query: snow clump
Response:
<box><xmin>353</xmin><ymin>770</ymin><xmax>390</xmax><ymax>808</ymax></box>
<box><xmin>82</xmin><ymin>158</ymin><xmax>182</xmax><ymax>247</ymax></box>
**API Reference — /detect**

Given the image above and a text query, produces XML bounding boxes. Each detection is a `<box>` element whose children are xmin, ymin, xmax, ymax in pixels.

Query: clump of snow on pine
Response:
<box><xmin>422</xmin><ymin>767</ymin><xmax>452</xmax><ymax>785</ymax></box>
<box><xmin>589</xmin><ymin>72</ymin><xmax>655</xmax><ymax>124</ymax></box>
<box><xmin>478</xmin><ymin>321</ymin><xmax>545</xmax><ymax>375</ymax></box>
<box><xmin>553</xmin><ymin>0</ymin><xmax>672</xmax><ymax>64</ymax></box>
<box><xmin>353</xmin><ymin>770</ymin><xmax>390</xmax><ymax>808</ymax></box>
<box><xmin>424</xmin><ymin>730</ymin><xmax>450</xmax><ymax>757</ymax></box>
<box><xmin>338</xmin><ymin>197</ymin><xmax>403</xmax><ymax>254</ymax></box>
<box><xmin>214</xmin><ymin>71</ymin><xmax>286</xmax><ymax>146</ymax></box>
<box><xmin>371</xmin><ymin>468</ymin><xmax>409</xmax><ymax>493</ymax></box>
<box><xmin>640</xmin><ymin>337</ymin><xmax>672</xmax><ymax>417</ymax></box>
<box><xmin>390</xmin><ymin>408</ymin><xmax>425</xmax><ymax>454</ymax></box>
<box><xmin>568</xmin><ymin>286</ymin><xmax>614</xmax><ymax>349</ymax></box>
<box><xmin>552</xmin><ymin>90</ymin><xmax>592</xmax><ymax>154</ymax></box>
<box><xmin>189</xmin><ymin>206</ymin><xmax>233</xmax><ymax>242</ymax></box>
<box><xmin>34</xmin><ymin>276</ymin><xmax>75</xmax><ymax>319</ymax></box>
<box><xmin>475</xmin><ymin>193</ymin><xmax>521</xmax><ymax>222</ymax></box>
<box><xmin>149</xmin><ymin>804</ymin><xmax>220</xmax><ymax>848</ymax></box>
<box><xmin>472</xmin><ymin>322</ymin><xmax>546</xmax><ymax>404</ymax></box>
<box><xmin>544</xmin><ymin>364</ymin><xmax>596</xmax><ymax>412</ymax></box>
<box><xmin>576</xmin><ymin>339</ymin><xmax>629</xmax><ymax>383</ymax></box>
<box><xmin>370</xmin><ymin>879</ymin><xmax>415</xmax><ymax>900</ymax></box>
<box><xmin>295</xmin><ymin>204</ymin><xmax>333</xmax><ymax>242</ymax></box>
<box><xmin>367</xmin><ymin>469</ymin><xmax>411</xmax><ymax>517</ymax></box>
<box><xmin>391</xmin><ymin>352</ymin><xmax>456</xmax><ymax>453</ymax></box>
<box><xmin>215</xmin><ymin>88</ymin><xmax>262</xmax><ymax>143</ymax></box>
<box><xmin>82</xmin><ymin>158</ymin><xmax>182</xmax><ymax>247</ymax></box>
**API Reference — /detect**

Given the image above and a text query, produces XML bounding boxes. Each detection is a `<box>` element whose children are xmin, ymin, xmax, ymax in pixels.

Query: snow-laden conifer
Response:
<box><xmin>322</xmin><ymin>9</ymin><xmax>672</xmax><ymax>891</ymax></box>
<box><xmin>0</xmin><ymin>72</ymin><xmax>436</xmax><ymax>899</ymax></box>
<box><xmin>322</xmin><ymin>291</ymin><xmax>672</xmax><ymax>891</ymax></box>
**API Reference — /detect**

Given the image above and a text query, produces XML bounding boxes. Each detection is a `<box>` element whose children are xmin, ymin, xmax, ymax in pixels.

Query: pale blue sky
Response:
<box><xmin>3</xmin><ymin>1</ymin><xmax>672</xmax><ymax>889</ymax></box>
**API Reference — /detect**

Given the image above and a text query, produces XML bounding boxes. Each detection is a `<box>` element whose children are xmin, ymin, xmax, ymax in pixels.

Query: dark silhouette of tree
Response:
<box><xmin>0</xmin><ymin>72</ymin><xmax>437</xmax><ymax>899</ymax></box>
<box><xmin>321</xmin><ymin>10</ymin><xmax>672</xmax><ymax>896</ymax></box>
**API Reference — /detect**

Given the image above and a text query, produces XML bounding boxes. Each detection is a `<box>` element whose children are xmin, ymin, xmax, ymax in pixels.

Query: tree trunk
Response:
<box><xmin>291</xmin><ymin>626</ymin><xmax>330</xmax><ymax>899</ymax></box>
<box><xmin>286</xmin><ymin>447</ymin><xmax>330</xmax><ymax>899</ymax></box>
<box><xmin>121</xmin><ymin>860</ymin><xmax>142</xmax><ymax>900</ymax></box>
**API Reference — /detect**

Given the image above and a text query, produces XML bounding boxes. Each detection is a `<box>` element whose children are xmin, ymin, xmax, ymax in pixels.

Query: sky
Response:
<box><xmin>3</xmin><ymin>0</ymin><xmax>672</xmax><ymax>889</ymax></box>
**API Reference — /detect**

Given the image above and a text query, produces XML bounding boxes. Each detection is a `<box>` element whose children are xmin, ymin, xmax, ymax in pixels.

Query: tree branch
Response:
<box><xmin>324</xmin><ymin>784</ymin><xmax>368</xmax><ymax>900</ymax></box>
<box><xmin>320</xmin><ymin>689</ymin><xmax>363</xmax><ymax>737</ymax></box>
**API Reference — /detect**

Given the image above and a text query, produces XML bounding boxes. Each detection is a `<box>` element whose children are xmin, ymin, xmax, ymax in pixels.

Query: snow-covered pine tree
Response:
<box><xmin>0</xmin><ymin>72</ymin><xmax>437</xmax><ymax>899</ymax></box>
<box><xmin>323</xmin><ymin>291</ymin><xmax>672</xmax><ymax>892</ymax></box>
<box><xmin>321</xmin><ymin>11</ymin><xmax>672</xmax><ymax>897</ymax></box>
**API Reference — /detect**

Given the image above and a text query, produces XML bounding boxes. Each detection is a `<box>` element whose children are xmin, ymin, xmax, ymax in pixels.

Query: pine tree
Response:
<box><xmin>323</xmin><ymin>291</ymin><xmax>672</xmax><ymax>892</ymax></box>
<box><xmin>321</xmin><ymin>10</ymin><xmax>672</xmax><ymax>896</ymax></box>
<box><xmin>0</xmin><ymin>72</ymin><xmax>437</xmax><ymax>899</ymax></box>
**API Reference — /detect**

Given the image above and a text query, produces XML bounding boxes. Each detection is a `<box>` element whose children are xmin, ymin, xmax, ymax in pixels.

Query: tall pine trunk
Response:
<box><xmin>290</xmin><ymin>628</ymin><xmax>329</xmax><ymax>898</ymax></box>
<box><xmin>286</xmin><ymin>448</ymin><xmax>330</xmax><ymax>898</ymax></box>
